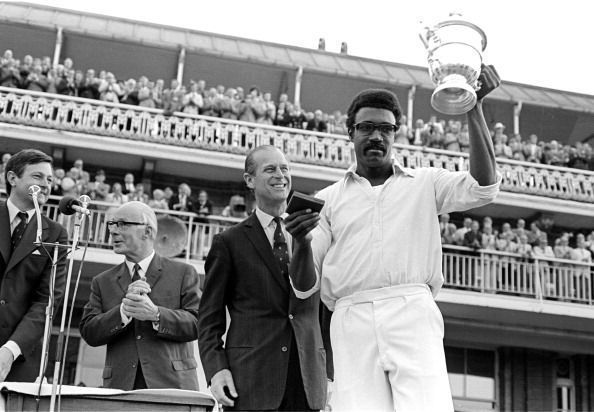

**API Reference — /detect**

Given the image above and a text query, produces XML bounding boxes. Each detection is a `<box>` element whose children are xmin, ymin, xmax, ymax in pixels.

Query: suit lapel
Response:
<box><xmin>0</xmin><ymin>203</ymin><xmax>10</xmax><ymax>266</ymax></box>
<box><xmin>145</xmin><ymin>253</ymin><xmax>163</xmax><ymax>289</ymax></box>
<box><xmin>6</xmin><ymin>214</ymin><xmax>49</xmax><ymax>273</ymax></box>
<box><xmin>243</xmin><ymin>214</ymin><xmax>289</xmax><ymax>292</ymax></box>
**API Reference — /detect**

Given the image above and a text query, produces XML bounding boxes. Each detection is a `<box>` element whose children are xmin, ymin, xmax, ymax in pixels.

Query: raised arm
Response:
<box><xmin>467</xmin><ymin>64</ymin><xmax>501</xmax><ymax>186</ymax></box>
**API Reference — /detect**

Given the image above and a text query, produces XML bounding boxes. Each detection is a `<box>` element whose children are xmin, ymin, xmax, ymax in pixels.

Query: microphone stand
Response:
<box><xmin>49</xmin><ymin>207</ymin><xmax>88</xmax><ymax>412</ymax></box>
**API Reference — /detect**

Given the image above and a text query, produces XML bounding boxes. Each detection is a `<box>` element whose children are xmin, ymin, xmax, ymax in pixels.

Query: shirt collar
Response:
<box><xmin>255</xmin><ymin>207</ymin><xmax>287</xmax><ymax>229</ymax></box>
<box><xmin>345</xmin><ymin>157</ymin><xmax>414</xmax><ymax>183</ymax></box>
<box><xmin>7</xmin><ymin>198</ymin><xmax>35</xmax><ymax>224</ymax></box>
<box><xmin>125</xmin><ymin>250</ymin><xmax>155</xmax><ymax>277</ymax></box>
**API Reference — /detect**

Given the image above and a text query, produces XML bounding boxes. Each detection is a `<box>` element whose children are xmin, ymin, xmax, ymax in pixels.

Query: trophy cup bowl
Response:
<box><xmin>420</xmin><ymin>14</ymin><xmax>487</xmax><ymax>115</ymax></box>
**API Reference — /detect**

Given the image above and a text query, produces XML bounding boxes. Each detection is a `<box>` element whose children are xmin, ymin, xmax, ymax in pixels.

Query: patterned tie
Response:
<box><xmin>11</xmin><ymin>211</ymin><xmax>28</xmax><ymax>250</ymax></box>
<box><xmin>131</xmin><ymin>263</ymin><xmax>141</xmax><ymax>282</ymax></box>
<box><xmin>272</xmin><ymin>217</ymin><xmax>290</xmax><ymax>276</ymax></box>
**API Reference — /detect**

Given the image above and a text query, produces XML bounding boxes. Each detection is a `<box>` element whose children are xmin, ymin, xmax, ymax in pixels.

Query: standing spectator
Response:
<box><xmin>120</xmin><ymin>78</ymin><xmax>139</xmax><ymax>106</ymax></box>
<box><xmin>162</xmin><ymin>79</ymin><xmax>184</xmax><ymax>115</ymax></box>
<box><xmin>24</xmin><ymin>64</ymin><xmax>48</xmax><ymax>92</ymax></box>
<box><xmin>201</xmin><ymin>88</ymin><xmax>219</xmax><ymax>117</ymax></box>
<box><xmin>306</xmin><ymin>110</ymin><xmax>328</xmax><ymax>133</ymax></box>
<box><xmin>0</xmin><ymin>52</ymin><xmax>21</xmax><ymax>88</ymax></box>
<box><xmin>411</xmin><ymin>118</ymin><xmax>427</xmax><ymax>146</ymax></box>
<box><xmin>182</xmin><ymin>81</ymin><xmax>204</xmax><ymax>115</ymax></box>
<box><xmin>441</xmin><ymin>223</ymin><xmax>457</xmax><ymax>245</ymax></box>
<box><xmin>508</xmin><ymin>135</ymin><xmax>525</xmax><ymax>160</ymax></box>
<box><xmin>0</xmin><ymin>153</ymin><xmax>11</xmax><ymax>190</ymax></box>
<box><xmin>527</xmin><ymin>222</ymin><xmax>544</xmax><ymax>245</ymax></box>
<box><xmin>123</xmin><ymin>173</ymin><xmax>136</xmax><ymax>195</ymax></box>
<box><xmin>138</xmin><ymin>77</ymin><xmax>155</xmax><ymax>108</ymax></box>
<box><xmin>288</xmin><ymin>104</ymin><xmax>307</xmax><ymax>129</ymax></box>
<box><xmin>218</xmin><ymin>88</ymin><xmax>239</xmax><ymax>120</ymax></box>
<box><xmin>18</xmin><ymin>54</ymin><xmax>33</xmax><ymax>82</ymax></box>
<box><xmin>492</xmin><ymin>122</ymin><xmax>508</xmax><ymax>143</ymax></box>
<box><xmin>56</xmin><ymin>68</ymin><xmax>77</xmax><ymax>96</ymax></box>
<box><xmin>553</xmin><ymin>234</ymin><xmax>573</xmax><ymax>260</ymax></box>
<box><xmin>453</xmin><ymin>217</ymin><xmax>472</xmax><ymax>245</ymax></box>
<box><xmin>443</xmin><ymin>121</ymin><xmax>461</xmax><ymax>152</ymax></box>
<box><xmin>163</xmin><ymin>186</ymin><xmax>174</xmax><ymax>204</ymax></box>
<box><xmin>481</xmin><ymin>225</ymin><xmax>497</xmax><ymax>250</ymax></box>
<box><xmin>394</xmin><ymin>114</ymin><xmax>410</xmax><ymax>144</ymax></box>
<box><xmin>262</xmin><ymin>92</ymin><xmax>276</xmax><ymax>125</ymax></box>
<box><xmin>533</xmin><ymin>235</ymin><xmax>555</xmax><ymax>259</ymax></box>
<box><xmin>458</xmin><ymin>123</ymin><xmax>471</xmax><ymax>153</ymax></box>
<box><xmin>426</xmin><ymin>115</ymin><xmax>444</xmax><ymax>149</ymax></box>
<box><xmin>77</xmin><ymin>69</ymin><xmax>100</xmax><ymax>100</ymax></box>
<box><xmin>522</xmin><ymin>134</ymin><xmax>542</xmax><ymax>163</ymax></box>
<box><xmin>99</xmin><ymin>72</ymin><xmax>122</xmax><ymax>103</ymax></box>
<box><xmin>512</xmin><ymin>218</ymin><xmax>527</xmax><ymax>241</ymax></box>
<box><xmin>274</xmin><ymin>101</ymin><xmax>292</xmax><ymax>127</ymax></box>
<box><xmin>72</xmin><ymin>158</ymin><xmax>90</xmax><ymax>183</ymax></box>
<box><xmin>51</xmin><ymin>168</ymin><xmax>65</xmax><ymax>197</ymax></box>
<box><xmin>516</xmin><ymin>234</ymin><xmax>533</xmax><ymax>258</ymax></box>
<box><xmin>152</xmin><ymin>78</ymin><xmax>164</xmax><ymax>109</ymax></box>
<box><xmin>570</xmin><ymin>234</ymin><xmax>591</xmax><ymax>263</ymax></box>
<box><xmin>439</xmin><ymin>213</ymin><xmax>450</xmax><ymax>236</ymax></box>
<box><xmin>463</xmin><ymin>220</ymin><xmax>482</xmax><ymax>249</ymax></box>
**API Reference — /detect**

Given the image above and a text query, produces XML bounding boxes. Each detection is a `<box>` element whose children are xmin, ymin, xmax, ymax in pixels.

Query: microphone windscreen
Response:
<box><xmin>58</xmin><ymin>196</ymin><xmax>81</xmax><ymax>215</ymax></box>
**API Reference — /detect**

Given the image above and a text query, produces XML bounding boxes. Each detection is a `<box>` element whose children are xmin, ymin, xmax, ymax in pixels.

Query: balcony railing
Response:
<box><xmin>40</xmin><ymin>201</ymin><xmax>593</xmax><ymax>306</ymax></box>
<box><xmin>2</xmin><ymin>87</ymin><xmax>594</xmax><ymax>203</ymax></box>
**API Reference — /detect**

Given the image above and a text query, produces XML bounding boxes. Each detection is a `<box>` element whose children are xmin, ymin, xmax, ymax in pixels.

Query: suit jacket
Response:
<box><xmin>0</xmin><ymin>201</ymin><xmax>68</xmax><ymax>382</ymax></box>
<box><xmin>199</xmin><ymin>213</ymin><xmax>327</xmax><ymax>410</ymax></box>
<box><xmin>79</xmin><ymin>254</ymin><xmax>201</xmax><ymax>391</ymax></box>
<box><xmin>168</xmin><ymin>194</ymin><xmax>198</xmax><ymax>214</ymax></box>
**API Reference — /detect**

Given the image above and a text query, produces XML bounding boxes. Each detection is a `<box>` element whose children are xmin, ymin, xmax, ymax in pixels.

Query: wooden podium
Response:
<box><xmin>1</xmin><ymin>383</ymin><xmax>216</xmax><ymax>412</ymax></box>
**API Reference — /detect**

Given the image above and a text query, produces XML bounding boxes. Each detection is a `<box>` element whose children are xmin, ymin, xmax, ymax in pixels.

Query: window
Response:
<box><xmin>446</xmin><ymin>346</ymin><xmax>497</xmax><ymax>411</ymax></box>
<box><xmin>555</xmin><ymin>358</ymin><xmax>574</xmax><ymax>412</ymax></box>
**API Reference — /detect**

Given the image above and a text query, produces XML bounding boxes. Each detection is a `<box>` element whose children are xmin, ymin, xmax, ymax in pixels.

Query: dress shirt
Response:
<box><xmin>2</xmin><ymin>199</ymin><xmax>36</xmax><ymax>360</ymax></box>
<box><xmin>120</xmin><ymin>251</ymin><xmax>158</xmax><ymax>328</ymax></box>
<box><xmin>254</xmin><ymin>207</ymin><xmax>319</xmax><ymax>299</ymax></box>
<box><xmin>311</xmin><ymin>160</ymin><xmax>501</xmax><ymax>310</ymax></box>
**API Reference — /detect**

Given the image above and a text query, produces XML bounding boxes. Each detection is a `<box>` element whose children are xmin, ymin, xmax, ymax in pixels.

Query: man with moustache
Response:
<box><xmin>0</xmin><ymin>149</ymin><xmax>68</xmax><ymax>382</ymax></box>
<box><xmin>299</xmin><ymin>65</ymin><xmax>502</xmax><ymax>410</ymax></box>
<box><xmin>80</xmin><ymin>201</ymin><xmax>200</xmax><ymax>390</ymax></box>
<box><xmin>199</xmin><ymin>145</ymin><xmax>327</xmax><ymax>411</ymax></box>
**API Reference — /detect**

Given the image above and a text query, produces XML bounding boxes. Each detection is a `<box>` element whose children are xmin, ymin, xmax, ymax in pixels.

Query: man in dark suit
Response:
<box><xmin>0</xmin><ymin>149</ymin><xmax>68</xmax><ymax>382</ymax></box>
<box><xmin>199</xmin><ymin>145</ymin><xmax>327</xmax><ymax>411</ymax></box>
<box><xmin>168</xmin><ymin>182</ymin><xmax>198</xmax><ymax>214</ymax></box>
<box><xmin>79</xmin><ymin>201</ymin><xmax>201</xmax><ymax>390</ymax></box>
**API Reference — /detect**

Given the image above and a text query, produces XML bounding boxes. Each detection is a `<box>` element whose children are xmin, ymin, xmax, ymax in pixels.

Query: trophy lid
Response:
<box><xmin>435</xmin><ymin>12</ymin><xmax>487</xmax><ymax>51</ymax></box>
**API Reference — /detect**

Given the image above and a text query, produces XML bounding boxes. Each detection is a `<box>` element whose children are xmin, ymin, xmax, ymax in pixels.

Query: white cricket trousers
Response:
<box><xmin>329</xmin><ymin>284</ymin><xmax>454</xmax><ymax>412</ymax></box>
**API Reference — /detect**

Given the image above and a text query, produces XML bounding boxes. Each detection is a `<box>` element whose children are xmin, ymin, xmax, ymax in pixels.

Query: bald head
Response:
<box><xmin>118</xmin><ymin>201</ymin><xmax>158</xmax><ymax>234</ymax></box>
<box><xmin>108</xmin><ymin>201</ymin><xmax>158</xmax><ymax>262</ymax></box>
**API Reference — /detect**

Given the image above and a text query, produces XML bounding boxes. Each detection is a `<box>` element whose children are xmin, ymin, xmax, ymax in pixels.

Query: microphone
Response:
<box><xmin>58</xmin><ymin>196</ymin><xmax>91</xmax><ymax>216</ymax></box>
<box><xmin>29</xmin><ymin>185</ymin><xmax>43</xmax><ymax>244</ymax></box>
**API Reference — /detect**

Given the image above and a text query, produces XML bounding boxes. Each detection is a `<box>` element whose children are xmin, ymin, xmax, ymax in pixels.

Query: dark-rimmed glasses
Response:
<box><xmin>106</xmin><ymin>220</ymin><xmax>147</xmax><ymax>230</ymax></box>
<box><xmin>353</xmin><ymin>122</ymin><xmax>398</xmax><ymax>136</ymax></box>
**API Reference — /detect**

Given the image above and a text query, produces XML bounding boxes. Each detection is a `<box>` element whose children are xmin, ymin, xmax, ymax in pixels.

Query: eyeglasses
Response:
<box><xmin>106</xmin><ymin>220</ymin><xmax>147</xmax><ymax>230</ymax></box>
<box><xmin>353</xmin><ymin>122</ymin><xmax>398</xmax><ymax>136</ymax></box>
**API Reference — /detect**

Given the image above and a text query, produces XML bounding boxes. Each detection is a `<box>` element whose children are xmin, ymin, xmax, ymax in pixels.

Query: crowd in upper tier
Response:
<box><xmin>1</xmin><ymin>49</ymin><xmax>593</xmax><ymax>170</ymax></box>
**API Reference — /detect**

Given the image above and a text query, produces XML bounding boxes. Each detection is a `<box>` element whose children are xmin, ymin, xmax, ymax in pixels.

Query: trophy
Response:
<box><xmin>419</xmin><ymin>13</ymin><xmax>487</xmax><ymax>115</ymax></box>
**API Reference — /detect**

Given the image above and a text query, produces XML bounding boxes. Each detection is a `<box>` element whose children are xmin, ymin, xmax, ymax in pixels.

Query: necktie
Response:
<box><xmin>272</xmin><ymin>217</ymin><xmax>290</xmax><ymax>276</ymax></box>
<box><xmin>132</xmin><ymin>263</ymin><xmax>141</xmax><ymax>282</ymax></box>
<box><xmin>11</xmin><ymin>212</ymin><xmax>28</xmax><ymax>250</ymax></box>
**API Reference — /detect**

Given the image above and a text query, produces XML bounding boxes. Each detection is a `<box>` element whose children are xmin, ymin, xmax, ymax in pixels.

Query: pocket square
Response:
<box><xmin>32</xmin><ymin>250</ymin><xmax>42</xmax><ymax>255</ymax></box>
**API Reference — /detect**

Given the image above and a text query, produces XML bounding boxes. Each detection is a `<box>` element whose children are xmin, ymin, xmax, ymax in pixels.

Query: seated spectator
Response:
<box><xmin>61</xmin><ymin>176</ymin><xmax>79</xmax><ymax>197</ymax></box>
<box><xmin>306</xmin><ymin>109</ymin><xmax>328</xmax><ymax>133</ymax></box>
<box><xmin>553</xmin><ymin>234</ymin><xmax>573</xmax><ymax>260</ymax></box>
<box><xmin>182</xmin><ymin>81</ymin><xmax>204</xmax><ymax>115</ymax></box>
<box><xmin>196</xmin><ymin>189</ymin><xmax>213</xmax><ymax>218</ymax></box>
<box><xmin>86</xmin><ymin>169</ymin><xmax>110</xmax><ymax>201</ymax></box>
<box><xmin>163</xmin><ymin>186</ymin><xmax>174</xmax><ymax>203</ymax></box>
<box><xmin>148</xmin><ymin>188</ymin><xmax>169</xmax><ymax>209</ymax></box>
<box><xmin>169</xmin><ymin>182</ymin><xmax>197</xmax><ymax>213</ymax></box>
<box><xmin>130</xmin><ymin>183</ymin><xmax>149</xmax><ymax>203</ymax></box>
<box><xmin>105</xmin><ymin>182</ymin><xmax>128</xmax><ymax>204</ymax></box>
<box><xmin>221</xmin><ymin>194</ymin><xmax>248</xmax><ymax>219</ymax></box>
<box><xmin>463</xmin><ymin>220</ymin><xmax>482</xmax><ymax>249</ymax></box>
<box><xmin>533</xmin><ymin>234</ymin><xmax>555</xmax><ymax>259</ymax></box>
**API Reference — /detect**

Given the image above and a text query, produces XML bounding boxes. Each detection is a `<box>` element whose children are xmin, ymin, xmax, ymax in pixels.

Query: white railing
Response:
<box><xmin>1</xmin><ymin>87</ymin><xmax>594</xmax><ymax>203</ymax></box>
<box><xmin>42</xmin><ymin>200</ymin><xmax>241</xmax><ymax>261</ymax></box>
<box><xmin>37</xmin><ymin>199</ymin><xmax>594</xmax><ymax>305</ymax></box>
<box><xmin>443</xmin><ymin>245</ymin><xmax>593</xmax><ymax>304</ymax></box>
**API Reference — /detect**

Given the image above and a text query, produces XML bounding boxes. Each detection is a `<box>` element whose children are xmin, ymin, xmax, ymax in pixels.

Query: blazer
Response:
<box><xmin>0</xmin><ymin>201</ymin><xmax>68</xmax><ymax>382</ymax></box>
<box><xmin>79</xmin><ymin>254</ymin><xmax>201</xmax><ymax>391</ymax></box>
<box><xmin>199</xmin><ymin>213</ymin><xmax>327</xmax><ymax>410</ymax></box>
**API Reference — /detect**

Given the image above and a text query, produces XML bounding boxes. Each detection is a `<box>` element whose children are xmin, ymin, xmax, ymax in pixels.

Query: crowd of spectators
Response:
<box><xmin>2</xmin><ymin>49</ymin><xmax>593</xmax><ymax>171</ymax></box>
<box><xmin>440</xmin><ymin>214</ymin><xmax>594</xmax><ymax>264</ymax></box>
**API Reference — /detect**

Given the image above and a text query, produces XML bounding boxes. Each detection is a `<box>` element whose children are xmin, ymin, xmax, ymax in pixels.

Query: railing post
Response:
<box><xmin>185</xmin><ymin>215</ymin><xmax>193</xmax><ymax>263</ymax></box>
